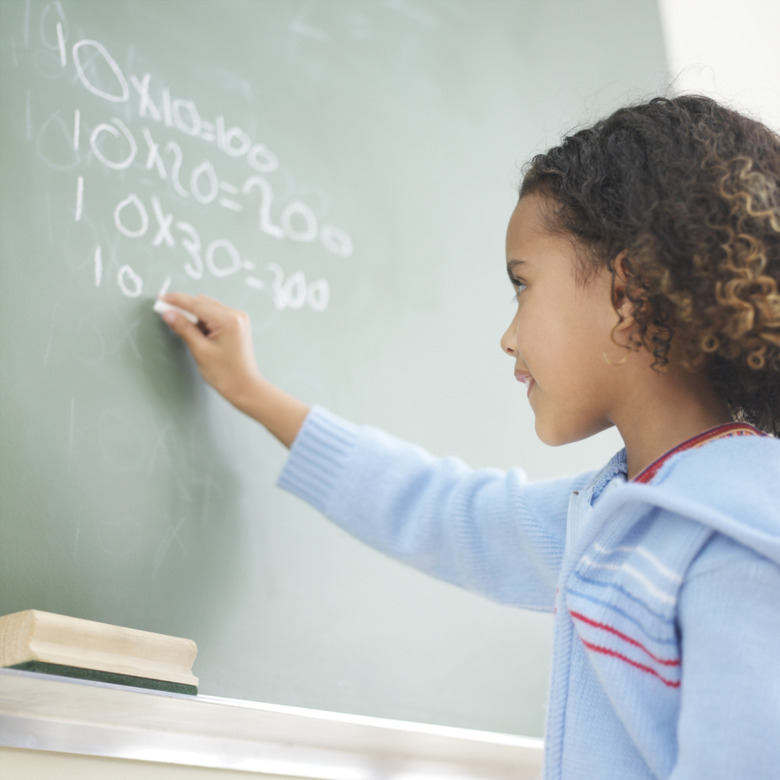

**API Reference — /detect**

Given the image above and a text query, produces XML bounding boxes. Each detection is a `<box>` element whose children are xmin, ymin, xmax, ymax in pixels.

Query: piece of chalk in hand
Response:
<box><xmin>153</xmin><ymin>299</ymin><xmax>199</xmax><ymax>325</ymax></box>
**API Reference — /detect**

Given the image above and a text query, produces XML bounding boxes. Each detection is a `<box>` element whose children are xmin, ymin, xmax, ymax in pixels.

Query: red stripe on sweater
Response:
<box><xmin>581</xmin><ymin>639</ymin><xmax>681</xmax><ymax>688</ymax></box>
<box><xmin>634</xmin><ymin>422</ymin><xmax>761</xmax><ymax>484</ymax></box>
<box><xmin>571</xmin><ymin>610</ymin><xmax>680</xmax><ymax>667</ymax></box>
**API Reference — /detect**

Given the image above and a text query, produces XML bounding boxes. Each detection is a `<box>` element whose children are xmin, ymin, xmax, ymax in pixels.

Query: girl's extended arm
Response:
<box><xmin>159</xmin><ymin>292</ymin><xmax>310</xmax><ymax>449</ymax></box>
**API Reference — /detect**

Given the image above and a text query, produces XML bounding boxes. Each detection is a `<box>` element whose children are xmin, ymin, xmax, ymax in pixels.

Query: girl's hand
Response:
<box><xmin>159</xmin><ymin>292</ymin><xmax>262</xmax><ymax>404</ymax></box>
<box><xmin>159</xmin><ymin>292</ymin><xmax>309</xmax><ymax>448</ymax></box>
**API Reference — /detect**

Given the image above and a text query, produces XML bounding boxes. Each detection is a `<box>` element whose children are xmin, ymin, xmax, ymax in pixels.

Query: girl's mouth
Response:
<box><xmin>514</xmin><ymin>371</ymin><xmax>535</xmax><ymax>396</ymax></box>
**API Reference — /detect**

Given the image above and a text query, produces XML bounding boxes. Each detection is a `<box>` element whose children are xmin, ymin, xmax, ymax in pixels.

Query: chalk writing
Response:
<box><xmin>74</xmin><ymin>174</ymin><xmax>83</xmax><ymax>221</ymax></box>
<box><xmin>93</xmin><ymin>246</ymin><xmax>102</xmax><ymax>287</ymax></box>
<box><xmin>29</xmin><ymin>2</ymin><xmax>356</xmax><ymax>313</ymax></box>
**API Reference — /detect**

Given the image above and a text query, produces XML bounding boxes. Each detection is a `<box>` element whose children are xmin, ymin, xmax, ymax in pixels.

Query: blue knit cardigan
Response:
<box><xmin>278</xmin><ymin>406</ymin><xmax>780</xmax><ymax>779</ymax></box>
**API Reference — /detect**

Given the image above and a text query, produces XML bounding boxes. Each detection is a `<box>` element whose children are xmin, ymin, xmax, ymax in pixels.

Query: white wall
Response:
<box><xmin>659</xmin><ymin>0</ymin><xmax>780</xmax><ymax>131</ymax></box>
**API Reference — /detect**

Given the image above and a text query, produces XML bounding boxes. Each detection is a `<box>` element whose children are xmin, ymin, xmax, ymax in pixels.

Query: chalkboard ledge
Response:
<box><xmin>0</xmin><ymin>668</ymin><xmax>542</xmax><ymax>779</ymax></box>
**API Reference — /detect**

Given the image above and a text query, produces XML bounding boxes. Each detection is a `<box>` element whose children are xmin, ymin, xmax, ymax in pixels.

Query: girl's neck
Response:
<box><xmin>614</xmin><ymin>362</ymin><xmax>733</xmax><ymax>481</ymax></box>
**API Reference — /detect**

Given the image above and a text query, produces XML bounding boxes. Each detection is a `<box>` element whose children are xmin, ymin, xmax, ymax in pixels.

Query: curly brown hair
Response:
<box><xmin>520</xmin><ymin>95</ymin><xmax>780</xmax><ymax>436</ymax></box>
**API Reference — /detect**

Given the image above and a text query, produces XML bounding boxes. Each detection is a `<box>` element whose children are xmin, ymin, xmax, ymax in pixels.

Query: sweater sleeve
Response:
<box><xmin>671</xmin><ymin>535</ymin><xmax>780</xmax><ymax>778</ymax></box>
<box><xmin>277</xmin><ymin>406</ymin><xmax>590</xmax><ymax>610</ymax></box>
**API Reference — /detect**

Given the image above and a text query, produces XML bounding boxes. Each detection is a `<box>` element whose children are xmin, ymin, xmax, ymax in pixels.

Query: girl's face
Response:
<box><xmin>501</xmin><ymin>194</ymin><xmax>626</xmax><ymax>446</ymax></box>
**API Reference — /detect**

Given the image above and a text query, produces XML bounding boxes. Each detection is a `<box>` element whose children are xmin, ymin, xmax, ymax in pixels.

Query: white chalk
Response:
<box><xmin>153</xmin><ymin>298</ymin><xmax>199</xmax><ymax>325</ymax></box>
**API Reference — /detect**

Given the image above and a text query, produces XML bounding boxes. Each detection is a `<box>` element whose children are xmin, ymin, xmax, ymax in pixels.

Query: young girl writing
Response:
<box><xmin>160</xmin><ymin>95</ymin><xmax>780</xmax><ymax>779</ymax></box>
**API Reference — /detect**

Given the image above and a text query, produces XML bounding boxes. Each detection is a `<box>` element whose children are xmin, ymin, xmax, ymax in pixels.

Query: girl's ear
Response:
<box><xmin>610</xmin><ymin>251</ymin><xmax>642</xmax><ymax>346</ymax></box>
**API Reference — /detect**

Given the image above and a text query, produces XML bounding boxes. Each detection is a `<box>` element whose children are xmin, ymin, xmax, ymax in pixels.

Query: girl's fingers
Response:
<box><xmin>160</xmin><ymin>306</ymin><xmax>213</xmax><ymax>359</ymax></box>
<box><xmin>160</xmin><ymin>292</ymin><xmax>226</xmax><ymax>331</ymax></box>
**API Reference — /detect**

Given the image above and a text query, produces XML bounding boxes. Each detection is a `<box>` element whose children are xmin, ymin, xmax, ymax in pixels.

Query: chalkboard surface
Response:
<box><xmin>0</xmin><ymin>0</ymin><xmax>668</xmax><ymax>736</ymax></box>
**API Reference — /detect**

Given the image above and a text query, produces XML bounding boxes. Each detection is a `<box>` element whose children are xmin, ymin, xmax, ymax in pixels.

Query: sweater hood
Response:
<box><xmin>599</xmin><ymin>435</ymin><xmax>780</xmax><ymax>567</ymax></box>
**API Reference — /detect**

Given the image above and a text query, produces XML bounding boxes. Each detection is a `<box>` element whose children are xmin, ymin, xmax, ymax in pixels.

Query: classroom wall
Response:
<box><xmin>659</xmin><ymin>0</ymin><xmax>780</xmax><ymax>131</ymax></box>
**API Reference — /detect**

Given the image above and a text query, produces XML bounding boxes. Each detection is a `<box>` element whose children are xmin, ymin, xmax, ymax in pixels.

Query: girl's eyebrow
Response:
<box><xmin>506</xmin><ymin>259</ymin><xmax>527</xmax><ymax>277</ymax></box>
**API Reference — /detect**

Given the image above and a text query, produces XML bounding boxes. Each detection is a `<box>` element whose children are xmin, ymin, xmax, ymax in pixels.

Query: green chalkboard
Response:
<box><xmin>0</xmin><ymin>0</ymin><xmax>668</xmax><ymax>736</ymax></box>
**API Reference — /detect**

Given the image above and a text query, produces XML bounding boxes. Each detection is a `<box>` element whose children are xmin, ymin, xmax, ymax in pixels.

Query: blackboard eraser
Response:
<box><xmin>0</xmin><ymin>610</ymin><xmax>198</xmax><ymax>695</ymax></box>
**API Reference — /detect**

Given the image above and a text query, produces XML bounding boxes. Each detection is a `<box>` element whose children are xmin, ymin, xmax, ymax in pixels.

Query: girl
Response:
<box><xmin>160</xmin><ymin>95</ymin><xmax>780</xmax><ymax>779</ymax></box>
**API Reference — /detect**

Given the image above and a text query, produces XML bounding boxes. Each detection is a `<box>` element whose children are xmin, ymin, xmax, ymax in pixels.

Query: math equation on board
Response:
<box><xmin>18</xmin><ymin>2</ymin><xmax>355</xmax><ymax>314</ymax></box>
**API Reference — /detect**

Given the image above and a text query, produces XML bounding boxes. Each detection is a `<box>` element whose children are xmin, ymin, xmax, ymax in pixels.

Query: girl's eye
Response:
<box><xmin>510</xmin><ymin>279</ymin><xmax>527</xmax><ymax>301</ymax></box>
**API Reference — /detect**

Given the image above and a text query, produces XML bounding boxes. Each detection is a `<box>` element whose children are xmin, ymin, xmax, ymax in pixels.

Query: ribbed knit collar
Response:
<box><xmin>634</xmin><ymin>422</ymin><xmax>763</xmax><ymax>484</ymax></box>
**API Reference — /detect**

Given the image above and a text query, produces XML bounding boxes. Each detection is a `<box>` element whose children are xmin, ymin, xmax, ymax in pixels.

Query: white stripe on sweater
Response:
<box><xmin>593</xmin><ymin>543</ymin><xmax>683</xmax><ymax>583</ymax></box>
<box><xmin>581</xmin><ymin>554</ymin><xmax>676</xmax><ymax>605</ymax></box>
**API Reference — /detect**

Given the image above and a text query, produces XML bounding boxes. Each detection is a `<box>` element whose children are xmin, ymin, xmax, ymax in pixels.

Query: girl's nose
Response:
<box><xmin>500</xmin><ymin>322</ymin><xmax>516</xmax><ymax>356</ymax></box>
